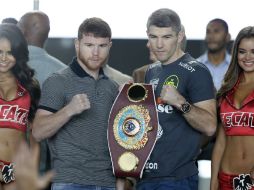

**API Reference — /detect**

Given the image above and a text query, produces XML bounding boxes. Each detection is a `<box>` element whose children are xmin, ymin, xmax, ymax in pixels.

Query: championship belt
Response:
<box><xmin>108</xmin><ymin>83</ymin><xmax>158</xmax><ymax>178</ymax></box>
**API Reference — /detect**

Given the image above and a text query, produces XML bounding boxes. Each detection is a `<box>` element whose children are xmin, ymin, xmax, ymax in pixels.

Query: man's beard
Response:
<box><xmin>78</xmin><ymin>52</ymin><xmax>108</xmax><ymax>71</ymax></box>
<box><xmin>207</xmin><ymin>43</ymin><xmax>226</xmax><ymax>54</ymax></box>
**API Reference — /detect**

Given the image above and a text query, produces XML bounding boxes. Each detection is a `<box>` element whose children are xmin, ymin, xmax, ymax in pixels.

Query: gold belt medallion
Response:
<box><xmin>113</xmin><ymin>104</ymin><xmax>152</xmax><ymax>150</ymax></box>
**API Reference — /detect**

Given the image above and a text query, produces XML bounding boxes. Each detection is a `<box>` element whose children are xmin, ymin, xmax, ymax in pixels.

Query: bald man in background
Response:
<box><xmin>18</xmin><ymin>11</ymin><xmax>67</xmax><ymax>86</ymax></box>
<box><xmin>18</xmin><ymin>11</ymin><xmax>67</xmax><ymax>190</ymax></box>
<box><xmin>18</xmin><ymin>11</ymin><xmax>132</xmax><ymax>87</ymax></box>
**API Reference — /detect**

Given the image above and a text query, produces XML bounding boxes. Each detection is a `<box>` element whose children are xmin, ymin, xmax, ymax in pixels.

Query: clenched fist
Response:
<box><xmin>67</xmin><ymin>94</ymin><xmax>91</xmax><ymax>116</ymax></box>
<box><xmin>160</xmin><ymin>85</ymin><xmax>185</xmax><ymax>108</ymax></box>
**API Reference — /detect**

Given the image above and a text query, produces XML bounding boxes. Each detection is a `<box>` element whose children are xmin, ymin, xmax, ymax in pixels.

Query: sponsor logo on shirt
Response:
<box><xmin>156</xmin><ymin>101</ymin><xmax>174</xmax><ymax>114</ymax></box>
<box><xmin>150</xmin><ymin>78</ymin><xmax>159</xmax><ymax>90</ymax></box>
<box><xmin>179</xmin><ymin>61</ymin><xmax>196</xmax><ymax>72</ymax></box>
<box><xmin>145</xmin><ymin>161</ymin><xmax>158</xmax><ymax>170</ymax></box>
<box><xmin>149</xmin><ymin>62</ymin><xmax>161</xmax><ymax>69</ymax></box>
<box><xmin>163</xmin><ymin>75</ymin><xmax>179</xmax><ymax>88</ymax></box>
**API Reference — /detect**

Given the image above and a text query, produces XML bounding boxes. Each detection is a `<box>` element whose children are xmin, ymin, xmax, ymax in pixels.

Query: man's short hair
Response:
<box><xmin>2</xmin><ymin>17</ymin><xmax>18</xmax><ymax>25</ymax></box>
<box><xmin>208</xmin><ymin>18</ymin><xmax>229</xmax><ymax>33</ymax></box>
<box><xmin>78</xmin><ymin>17</ymin><xmax>111</xmax><ymax>40</ymax></box>
<box><xmin>147</xmin><ymin>8</ymin><xmax>182</xmax><ymax>34</ymax></box>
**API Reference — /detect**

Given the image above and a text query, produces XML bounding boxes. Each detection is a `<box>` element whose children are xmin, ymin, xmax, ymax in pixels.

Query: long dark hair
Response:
<box><xmin>0</xmin><ymin>23</ymin><xmax>40</xmax><ymax>121</ymax></box>
<box><xmin>217</xmin><ymin>26</ymin><xmax>254</xmax><ymax>100</ymax></box>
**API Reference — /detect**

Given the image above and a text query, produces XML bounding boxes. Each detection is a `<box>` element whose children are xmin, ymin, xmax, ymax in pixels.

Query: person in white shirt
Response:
<box><xmin>197</xmin><ymin>18</ymin><xmax>231</xmax><ymax>92</ymax></box>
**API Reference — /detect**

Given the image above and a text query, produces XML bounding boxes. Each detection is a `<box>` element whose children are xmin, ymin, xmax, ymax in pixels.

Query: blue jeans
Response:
<box><xmin>136</xmin><ymin>174</ymin><xmax>198</xmax><ymax>190</ymax></box>
<box><xmin>51</xmin><ymin>183</ymin><xmax>116</xmax><ymax>190</ymax></box>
